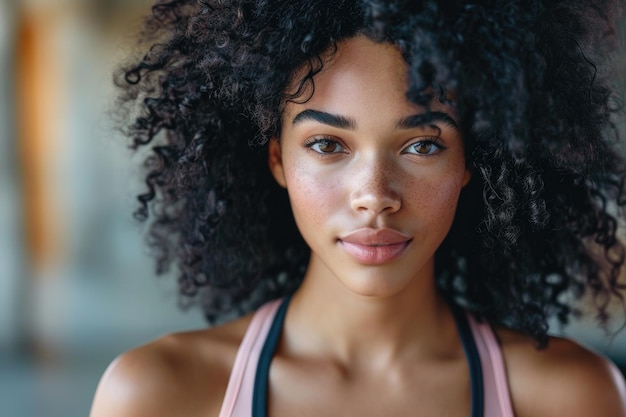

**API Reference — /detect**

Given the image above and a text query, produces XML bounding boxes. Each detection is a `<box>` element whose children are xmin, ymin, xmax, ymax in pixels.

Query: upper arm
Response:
<box><xmin>502</xmin><ymin>333</ymin><xmax>626</xmax><ymax>417</ymax></box>
<box><xmin>544</xmin><ymin>352</ymin><xmax>626</xmax><ymax>417</ymax></box>
<box><xmin>89</xmin><ymin>333</ymin><xmax>231</xmax><ymax>417</ymax></box>
<box><xmin>89</xmin><ymin>345</ymin><xmax>185</xmax><ymax>417</ymax></box>
<box><xmin>89</xmin><ymin>316</ymin><xmax>250</xmax><ymax>417</ymax></box>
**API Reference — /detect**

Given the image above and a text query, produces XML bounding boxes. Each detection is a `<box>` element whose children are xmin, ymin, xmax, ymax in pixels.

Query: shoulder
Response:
<box><xmin>89</xmin><ymin>313</ymin><xmax>253</xmax><ymax>417</ymax></box>
<box><xmin>495</xmin><ymin>328</ymin><xmax>626</xmax><ymax>417</ymax></box>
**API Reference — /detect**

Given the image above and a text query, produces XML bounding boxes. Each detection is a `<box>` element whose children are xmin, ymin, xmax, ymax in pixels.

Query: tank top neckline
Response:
<box><xmin>251</xmin><ymin>295</ymin><xmax>484</xmax><ymax>417</ymax></box>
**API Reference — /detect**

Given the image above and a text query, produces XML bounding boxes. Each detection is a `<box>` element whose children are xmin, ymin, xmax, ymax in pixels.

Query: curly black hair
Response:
<box><xmin>116</xmin><ymin>0</ymin><xmax>626</xmax><ymax>346</ymax></box>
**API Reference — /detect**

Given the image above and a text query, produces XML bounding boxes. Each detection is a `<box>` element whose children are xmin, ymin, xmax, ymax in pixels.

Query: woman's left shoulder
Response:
<box><xmin>494</xmin><ymin>327</ymin><xmax>626</xmax><ymax>417</ymax></box>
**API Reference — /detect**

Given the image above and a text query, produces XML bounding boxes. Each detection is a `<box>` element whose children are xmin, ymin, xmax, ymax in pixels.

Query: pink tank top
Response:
<box><xmin>218</xmin><ymin>298</ymin><xmax>515</xmax><ymax>417</ymax></box>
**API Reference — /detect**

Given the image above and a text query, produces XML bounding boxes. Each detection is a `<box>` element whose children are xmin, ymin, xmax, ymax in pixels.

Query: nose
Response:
<box><xmin>349</xmin><ymin>156</ymin><xmax>402</xmax><ymax>215</ymax></box>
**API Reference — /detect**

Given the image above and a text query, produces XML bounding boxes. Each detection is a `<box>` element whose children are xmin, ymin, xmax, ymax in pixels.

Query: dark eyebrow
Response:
<box><xmin>292</xmin><ymin>109</ymin><xmax>356</xmax><ymax>130</ymax></box>
<box><xmin>396</xmin><ymin>111</ymin><xmax>459</xmax><ymax>130</ymax></box>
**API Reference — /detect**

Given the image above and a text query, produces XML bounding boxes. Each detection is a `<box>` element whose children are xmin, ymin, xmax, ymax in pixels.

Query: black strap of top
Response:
<box><xmin>449</xmin><ymin>301</ymin><xmax>484</xmax><ymax>417</ymax></box>
<box><xmin>252</xmin><ymin>295</ymin><xmax>483</xmax><ymax>417</ymax></box>
<box><xmin>252</xmin><ymin>294</ymin><xmax>292</xmax><ymax>417</ymax></box>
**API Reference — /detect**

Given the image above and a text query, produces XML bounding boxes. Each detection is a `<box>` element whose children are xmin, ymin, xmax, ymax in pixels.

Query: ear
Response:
<box><xmin>462</xmin><ymin>168</ymin><xmax>472</xmax><ymax>187</ymax></box>
<box><xmin>268</xmin><ymin>138</ymin><xmax>287</xmax><ymax>188</ymax></box>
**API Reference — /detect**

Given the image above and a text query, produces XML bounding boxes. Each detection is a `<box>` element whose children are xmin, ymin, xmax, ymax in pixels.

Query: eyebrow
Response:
<box><xmin>291</xmin><ymin>109</ymin><xmax>458</xmax><ymax>131</ymax></box>
<box><xmin>396</xmin><ymin>112</ymin><xmax>459</xmax><ymax>130</ymax></box>
<box><xmin>292</xmin><ymin>109</ymin><xmax>356</xmax><ymax>129</ymax></box>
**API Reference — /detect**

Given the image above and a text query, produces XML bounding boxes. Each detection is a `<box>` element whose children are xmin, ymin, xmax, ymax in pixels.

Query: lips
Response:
<box><xmin>339</xmin><ymin>228</ymin><xmax>412</xmax><ymax>264</ymax></box>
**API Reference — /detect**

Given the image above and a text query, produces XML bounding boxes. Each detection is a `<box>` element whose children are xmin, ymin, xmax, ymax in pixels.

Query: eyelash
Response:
<box><xmin>303</xmin><ymin>136</ymin><xmax>447</xmax><ymax>156</ymax></box>
<box><xmin>401</xmin><ymin>137</ymin><xmax>447</xmax><ymax>156</ymax></box>
<box><xmin>304</xmin><ymin>137</ymin><xmax>347</xmax><ymax>155</ymax></box>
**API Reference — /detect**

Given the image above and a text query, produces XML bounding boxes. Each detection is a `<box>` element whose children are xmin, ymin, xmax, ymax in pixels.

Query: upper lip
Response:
<box><xmin>339</xmin><ymin>228</ymin><xmax>412</xmax><ymax>246</ymax></box>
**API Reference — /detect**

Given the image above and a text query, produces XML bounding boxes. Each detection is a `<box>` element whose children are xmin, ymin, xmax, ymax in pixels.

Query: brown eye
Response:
<box><xmin>317</xmin><ymin>141</ymin><xmax>338</xmax><ymax>153</ymax></box>
<box><xmin>402</xmin><ymin>138</ymin><xmax>446</xmax><ymax>156</ymax></box>
<box><xmin>414</xmin><ymin>142</ymin><xmax>435</xmax><ymax>154</ymax></box>
<box><xmin>306</xmin><ymin>138</ymin><xmax>346</xmax><ymax>154</ymax></box>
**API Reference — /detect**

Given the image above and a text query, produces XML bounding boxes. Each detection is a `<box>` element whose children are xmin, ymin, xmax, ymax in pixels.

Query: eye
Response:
<box><xmin>401</xmin><ymin>138</ymin><xmax>446</xmax><ymax>156</ymax></box>
<box><xmin>305</xmin><ymin>137</ymin><xmax>347</xmax><ymax>154</ymax></box>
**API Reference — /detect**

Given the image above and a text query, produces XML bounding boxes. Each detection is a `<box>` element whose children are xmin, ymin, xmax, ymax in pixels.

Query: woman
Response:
<box><xmin>91</xmin><ymin>1</ymin><xmax>626</xmax><ymax>416</ymax></box>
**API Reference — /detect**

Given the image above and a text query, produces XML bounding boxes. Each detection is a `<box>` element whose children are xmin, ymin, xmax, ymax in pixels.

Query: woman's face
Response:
<box><xmin>269</xmin><ymin>36</ymin><xmax>470</xmax><ymax>298</ymax></box>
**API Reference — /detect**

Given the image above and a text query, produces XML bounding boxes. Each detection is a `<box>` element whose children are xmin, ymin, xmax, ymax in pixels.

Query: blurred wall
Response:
<box><xmin>0</xmin><ymin>0</ymin><xmax>22</xmax><ymax>351</ymax></box>
<box><xmin>2</xmin><ymin>0</ymin><xmax>206</xmax><ymax>361</ymax></box>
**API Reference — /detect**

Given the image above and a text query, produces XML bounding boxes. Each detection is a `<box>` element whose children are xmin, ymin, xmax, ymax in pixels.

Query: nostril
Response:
<box><xmin>349</xmin><ymin>161</ymin><xmax>402</xmax><ymax>214</ymax></box>
<box><xmin>350</xmin><ymin>190</ymin><xmax>402</xmax><ymax>214</ymax></box>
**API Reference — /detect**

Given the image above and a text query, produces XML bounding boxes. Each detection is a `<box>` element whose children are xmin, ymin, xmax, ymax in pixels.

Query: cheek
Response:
<box><xmin>283</xmin><ymin>160</ymin><xmax>342</xmax><ymax>230</ymax></box>
<box><xmin>404</xmin><ymin>164</ymin><xmax>466</xmax><ymax>229</ymax></box>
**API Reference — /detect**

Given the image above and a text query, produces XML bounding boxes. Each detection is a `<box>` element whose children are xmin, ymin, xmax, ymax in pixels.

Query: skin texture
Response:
<box><xmin>90</xmin><ymin>37</ymin><xmax>626</xmax><ymax>417</ymax></box>
<box><xmin>270</xmin><ymin>38</ymin><xmax>470</xmax><ymax>300</ymax></box>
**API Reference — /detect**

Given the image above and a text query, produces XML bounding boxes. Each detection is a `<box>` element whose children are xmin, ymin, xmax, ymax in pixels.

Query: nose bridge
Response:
<box><xmin>350</xmin><ymin>151</ymin><xmax>401</xmax><ymax>214</ymax></box>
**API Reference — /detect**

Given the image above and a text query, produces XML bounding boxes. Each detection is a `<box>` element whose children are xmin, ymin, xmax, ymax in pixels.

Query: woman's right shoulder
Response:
<box><xmin>89</xmin><ymin>312</ymin><xmax>255</xmax><ymax>417</ymax></box>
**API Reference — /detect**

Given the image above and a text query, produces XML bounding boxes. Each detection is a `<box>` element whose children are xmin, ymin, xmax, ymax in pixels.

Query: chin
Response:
<box><xmin>338</xmin><ymin>274</ymin><xmax>416</xmax><ymax>299</ymax></box>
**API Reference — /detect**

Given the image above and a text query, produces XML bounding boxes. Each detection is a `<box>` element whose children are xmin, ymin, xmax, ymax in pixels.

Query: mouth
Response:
<box><xmin>338</xmin><ymin>228</ymin><xmax>412</xmax><ymax>264</ymax></box>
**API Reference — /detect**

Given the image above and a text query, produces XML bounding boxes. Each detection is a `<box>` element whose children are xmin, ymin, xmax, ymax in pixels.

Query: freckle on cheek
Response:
<box><xmin>289</xmin><ymin>174</ymin><xmax>327</xmax><ymax>227</ymax></box>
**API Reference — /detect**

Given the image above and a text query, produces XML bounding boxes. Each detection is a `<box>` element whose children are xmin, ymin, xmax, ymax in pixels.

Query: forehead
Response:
<box><xmin>283</xmin><ymin>36</ymin><xmax>457</xmax><ymax>123</ymax></box>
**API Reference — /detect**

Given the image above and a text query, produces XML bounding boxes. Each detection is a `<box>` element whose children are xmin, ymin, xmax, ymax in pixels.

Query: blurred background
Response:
<box><xmin>1</xmin><ymin>1</ymin><xmax>207</xmax><ymax>416</ymax></box>
<box><xmin>1</xmin><ymin>1</ymin><xmax>626</xmax><ymax>417</ymax></box>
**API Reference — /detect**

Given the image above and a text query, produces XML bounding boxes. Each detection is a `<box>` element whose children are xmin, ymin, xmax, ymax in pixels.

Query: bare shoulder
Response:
<box><xmin>89</xmin><ymin>313</ymin><xmax>253</xmax><ymax>417</ymax></box>
<box><xmin>495</xmin><ymin>327</ymin><xmax>626</xmax><ymax>417</ymax></box>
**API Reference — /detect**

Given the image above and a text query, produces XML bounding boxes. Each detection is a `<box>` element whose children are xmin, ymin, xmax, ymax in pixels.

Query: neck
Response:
<box><xmin>282</xmin><ymin>256</ymin><xmax>461</xmax><ymax>370</ymax></box>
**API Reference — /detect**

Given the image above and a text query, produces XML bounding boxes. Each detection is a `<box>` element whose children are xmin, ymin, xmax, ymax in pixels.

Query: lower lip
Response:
<box><xmin>339</xmin><ymin>240</ymin><xmax>410</xmax><ymax>265</ymax></box>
